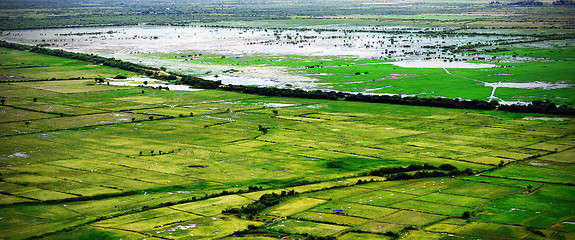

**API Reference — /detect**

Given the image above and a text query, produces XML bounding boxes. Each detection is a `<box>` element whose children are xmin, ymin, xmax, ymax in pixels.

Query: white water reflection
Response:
<box><xmin>204</xmin><ymin>75</ymin><xmax>283</xmax><ymax>87</ymax></box>
<box><xmin>484</xmin><ymin>81</ymin><xmax>572</xmax><ymax>90</ymax></box>
<box><xmin>103</xmin><ymin>77</ymin><xmax>202</xmax><ymax>91</ymax></box>
<box><xmin>385</xmin><ymin>61</ymin><xmax>497</xmax><ymax>69</ymax></box>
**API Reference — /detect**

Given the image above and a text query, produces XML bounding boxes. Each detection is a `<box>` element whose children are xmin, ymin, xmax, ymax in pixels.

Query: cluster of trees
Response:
<box><xmin>370</xmin><ymin>163</ymin><xmax>456</xmax><ymax>176</ymax></box>
<box><xmin>346</xmin><ymin>94</ymin><xmax>498</xmax><ymax>110</ymax></box>
<box><xmin>223</xmin><ymin>190</ymin><xmax>296</xmax><ymax>215</ymax></box>
<box><xmin>510</xmin><ymin>0</ymin><xmax>544</xmax><ymax>6</ymax></box>
<box><xmin>370</xmin><ymin>163</ymin><xmax>474</xmax><ymax>180</ymax></box>
<box><xmin>28</xmin><ymin>46</ymin><xmax>158</xmax><ymax>75</ymax></box>
<box><xmin>56</xmin><ymin>31</ymin><xmax>117</xmax><ymax>36</ymax></box>
<box><xmin>178</xmin><ymin>75</ymin><xmax>220</xmax><ymax>89</ymax></box>
<box><xmin>221</xmin><ymin>85</ymin><xmax>343</xmax><ymax>100</ymax></box>
<box><xmin>553</xmin><ymin>0</ymin><xmax>575</xmax><ymax>5</ymax></box>
<box><xmin>499</xmin><ymin>100</ymin><xmax>575</xmax><ymax>115</ymax></box>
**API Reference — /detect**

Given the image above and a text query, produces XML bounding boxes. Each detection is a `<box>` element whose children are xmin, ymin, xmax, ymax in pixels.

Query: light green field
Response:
<box><xmin>378</xmin><ymin>210</ymin><xmax>447</xmax><ymax>226</ymax></box>
<box><xmin>0</xmin><ymin>48</ymin><xmax>135</xmax><ymax>80</ymax></box>
<box><xmin>268</xmin><ymin>219</ymin><xmax>348</xmax><ymax>237</ymax></box>
<box><xmin>0</xmin><ymin>46</ymin><xmax>573</xmax><ymax>240</ymax></box>
<box><xmin>261</xmin><ymin>196</ymin><xmax>326</xmax><ymax>217</ymax></box>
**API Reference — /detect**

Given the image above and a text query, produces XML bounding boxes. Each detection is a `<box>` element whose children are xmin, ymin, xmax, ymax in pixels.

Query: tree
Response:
<box><xmin>272</xmin><ymin>110</ymin><xmax>278</xmax><ymax>115</ymax></box>
<box><xmin>33</xmin><ymin>97</ymin><xmax>37</xmax><ymax>102</ymax></box>
<box><xmin>149</xmin><ymin>116</ymin><xmax>154</xmax><ymax>120</ymax></box>
<box><xmin>527</xmin><ymin>184</ymin><xmax>533</xmax><ymax>193</ymax></box>
<box><xmin>25</xmin><ymin>121</ymin><xmax>30</xmax><ymax>127</ymax></box>
<box><xmin>462</xmin><ymin>211</ymin><xmax>471</xmax><ymax>219</ymax></box>
<box><xmin>258</xmin><ymin>125</ymin><xmax>268</xmax><ymax>134</ymax></box>
<box><xmin>190</xmin><ymin>112</ymin><xmax>194</xmax><ymax>117</ymax></box>
<box><xmin>1</xmin><ymin>99</ymin><xmax>5</xmax><ymax>105</ymax></box>
<box><xmin>143</xmin><ymin>81</ymin><xmax>148</xmax><ymax>85</ymax></box>
<box><xmin>142</xmin><ymin>90</ymin><xmax>145</xmax><ymax>94</ymax></box>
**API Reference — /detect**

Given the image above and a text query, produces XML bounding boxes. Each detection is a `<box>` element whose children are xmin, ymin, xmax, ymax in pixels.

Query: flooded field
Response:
<box><xmin>105</xmin><ymin>77</ymin><xmax>203</xmax><ymax>91</ymax></box>
<box><xmin>1</xmin><ymin>24</ymin><xmax>573</xmax><ymax>105</ymax></box>
<box><xmin>1</xmin><ymin>25</ymin><xmax>518</xmax><ymax>59</ymax></box>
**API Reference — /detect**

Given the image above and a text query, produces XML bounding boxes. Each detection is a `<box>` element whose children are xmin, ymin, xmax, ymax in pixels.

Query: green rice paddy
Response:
<box><xmin>0</xmin><ymin>36</ymin><xmax>574</xmax><ymax>240</ymax></box>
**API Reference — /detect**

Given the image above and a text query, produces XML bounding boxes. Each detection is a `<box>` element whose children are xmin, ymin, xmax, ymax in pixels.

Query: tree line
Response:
<box><xmin>0</xmin><ymin>41</ymin><xmax>158</xmax><ymax>76</ymax></box>
<box><xmin>369</xmin><ymin>163</ymin><xmax>474</xmax><ymax>181</ymax></box>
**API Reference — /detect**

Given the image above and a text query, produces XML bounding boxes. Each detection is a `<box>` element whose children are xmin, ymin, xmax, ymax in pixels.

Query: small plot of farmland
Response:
<box><xmin>0</xmin><ymin>106</ymin><xmax>53</xmax><ymax>122</ymax></box>
<box><xmin>268</xmin><ymin>219</ymin><xmax>349</xmax><ymax>237</ymax></box>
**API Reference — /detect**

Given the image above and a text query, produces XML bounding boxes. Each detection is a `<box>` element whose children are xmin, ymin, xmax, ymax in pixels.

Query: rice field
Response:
<box><xmin>0</xmin><ymin>46</ymin><xmax>574</xmax><ymax>239</ymax></box>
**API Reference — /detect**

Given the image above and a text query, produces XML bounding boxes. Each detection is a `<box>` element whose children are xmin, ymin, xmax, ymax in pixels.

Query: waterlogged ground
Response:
<box><xmin>1</xmin><ymin>24</ymin><xmax>574</xmax><ymax>105</ymax></box>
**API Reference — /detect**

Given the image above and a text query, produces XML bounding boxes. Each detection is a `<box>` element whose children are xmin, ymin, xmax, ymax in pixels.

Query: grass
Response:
<box><xmin>354</xmin><ymin>221</ymin><xmax>405</xmax><ymax>234</ymax></box>
<box><xmin>307</xmin><ymin>201</ymin><xmax>398</xmax><ymax>220</ymax></box>
<box><xmin>389</xmin><ymin>200</ymin><xmax>472</xmax><ymax>216</ymax></box>
<box><xmin>378</xmin><ymin>210</ymin><xmax>447</xmax><ymax>226</ymax></box>
<box><xmin>0</xmin><ymin>46</ymin><xmax>574</xmax><ymax>239</ymax></box>
<box><xmin>338</xmin><ymin>232</ymin><xmax>392</xmax><ymax>240</ymax></box>
<box><xmin>414</xmin><ymin>193</ymin><xmax>487</xmax><ymax>208</ymax></box>
<box><xmin>262</xmin><ymin>196</ymin><xmax>326</xmax><ymax>217</ymax></box>
<box><xmin>484</xmin><ymin>162</ymin><xmax>575</xmax><ymax>184</ymax></box>
<box><xmin>292</xmin><ymin>211</ymin><xmax>370</xmax><ymax>226</ymax></box>
<box><xmin>0</xmin><ymin>48</ymin><xmax>135</xmax><ymax>80</ymax></box>
<box><xmin>441</xmin><ymin>181</ymin><xmax>522</xmax><ymax>199</ymax></box>
<box><xmin>477</xmin><ymin>194</ymin><xmax>575</xmax><ymax>228</ymax></box>
<box><xmin>454</xmin><ymin>222</ymin><xmax>543</xmax><ymax>240</ymax></box>
<box><xmin>267</xmin><ymin>219</ymin><xmax>348</xmax><ymax>237</ymax></box>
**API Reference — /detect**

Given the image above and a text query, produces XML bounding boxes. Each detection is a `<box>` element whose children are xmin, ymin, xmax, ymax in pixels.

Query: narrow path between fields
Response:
<box><xmin>443</xmin><ymin>67</ymin><xmax>501</xmax><ymax>102</ymax></box>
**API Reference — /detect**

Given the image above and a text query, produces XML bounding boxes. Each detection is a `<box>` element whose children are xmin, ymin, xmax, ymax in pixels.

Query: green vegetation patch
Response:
<box><xmin>170</xmin><ymin>195</ymin><xmax>254</xmax><ymax>216</ymax></box>
<box><xmin>267</xmin><ymin>219</ymin><xmax>348</xmax><ymax>237</ymax></box>
<box><xmin>477</xmin><ymin>194</ymin><xmax>575</xmax><ymax>228</ymax></box>
<box><xmin>308</xmin><ymin>201</ymin><xmax>398</xmax><ymax>219</ymax></box>
<box><xmin>0</xmin><ymin>48</ymin><xmax>134</xmax><ymax>80</ymax></box>
<box><xmin>414</xmin><ymin>193</ymin><xmax>487</xmax><ymax>208</ymax></box>
<box><xmin>484</xmin><ymin>162</ymin><xmax>575</xmax><ymax>184</ymax></box>
<box><xmin>341</xmin><ymin>190</ymin><xmax>417</xmax><ymax>207</ymax></box>
<box><xmin>540</xmin><ymin>148</ymin><xmax>575</xmax><ymax>164</ymax></box>
<box><xmin>441</xmin><ymin>181</ymin><xmax>521</xmax><ymax>199</ymax></box>
<box><xmin>453</xmin><ymin>222</ymin><xmax>541</xmax><ymax>240</ymax></box>
<box><xmin>354</xmin><ymin>221</ymin><xmax>405</xmax><ymax>234</ymax></box>
<box><xmin>0</xmin><ymin>106</ymin><xmax>54</xmax><ymax>122</ymax></box>
<box><xmin>389</xmin><ymin>200</ymin><xmax>472</xmax><ymax>216</ymax></box>
<box><xmin>261</xmin><ymin>196</ymin><xmax>326</xmax><ymax>217</ymax></box>
<box><xmin>292</xmin><ymin>211</ymin><xmax>369</xmax><ymax>226</ymax></box>
<box><xmin>338</xmin><ymin>232</ymin><xmax>393</xmax><ymax>240</ymax></box>
<box><xmin>302</xmin><ymin>186</ymin><xmax>372</xmax><ymax>201</ymax></box>
<box><xmin>378</xmin><ymin>210</ymin><xmax>447</xmax><ymax>227</ymax></box>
